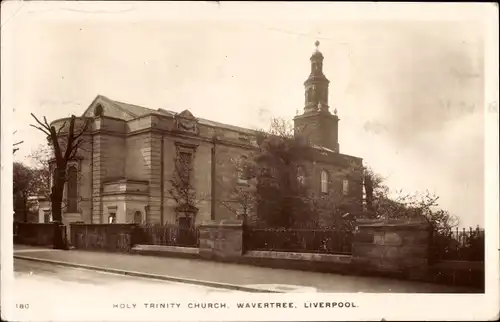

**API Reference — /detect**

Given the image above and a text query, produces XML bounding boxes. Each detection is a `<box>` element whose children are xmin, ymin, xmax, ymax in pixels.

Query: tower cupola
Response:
<box><xmin>294</xmin><ymin>41</ymin><xmax>340</xmax><ymax>153</ymax></box>
<box><xmin>304</xmin><ymin>40</ymin><xmax>330</xmax><ymax>114</ymax></box>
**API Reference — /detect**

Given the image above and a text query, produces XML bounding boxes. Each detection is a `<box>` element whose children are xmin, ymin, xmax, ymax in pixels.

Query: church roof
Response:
<box><xmin>87</xmin><ymin>95</ymin><xmax>255</xmax><ymax>135</ymax></box>
<box><xmin>111</xmin><ymin>99</ymin><xmax>170</xmax><ymax>118</ymax></box>
<box><xmin>196</xmin><ymin>117</ymin><xmax>255</xmax><ymax>135</ymax></box>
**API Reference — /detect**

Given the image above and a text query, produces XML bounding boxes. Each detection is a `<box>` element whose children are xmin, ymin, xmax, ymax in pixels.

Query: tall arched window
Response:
<box><xmin>297</xmin><ymin>166</ymin><xmax>306</xmax><ymax>186</ymax></box>
<box><xmin>343</xmin><ymin>179</ymin><xmax>349</xmax><ymax>195</ymax></box>
<box><xmin>320</xmin><ymin>170</ymin><xmax>329</xmax><ymax>194</ymax></box>
<box><xmin>237</xmin><ymin>155</ymin><xmax>249</xmax><ymax>184</ymax></box>
<box><xmin>67</xmin><ymin>166</ymin><xmax>78</xmax><ymax>213</ymax></box>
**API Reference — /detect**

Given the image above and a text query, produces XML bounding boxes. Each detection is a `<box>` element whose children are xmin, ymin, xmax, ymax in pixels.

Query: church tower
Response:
<box><xmin>294</xmin><ymin>41</ymin><xmax>340</xmax><ymax>152</ymax></box>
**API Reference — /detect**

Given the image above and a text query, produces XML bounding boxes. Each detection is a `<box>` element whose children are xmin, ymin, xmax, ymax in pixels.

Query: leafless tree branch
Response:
<box><xmin>56</xmin><ymin>121</ymin><xmax>67</xmax><ymax>136</ymax></box>
<box><xmin>74</xmin><ymin>119</ymin><xmax>90</xmax><ymax>140</ymax></box>
<box><xmin>30</xmin><ymin>113</ymin><xmax>51</xmax><ymax>132</ymax></box>
<box><xmin>29</xmin><ymin>124</ymin><xmax>51</xmax><ymax>136</ymax></box>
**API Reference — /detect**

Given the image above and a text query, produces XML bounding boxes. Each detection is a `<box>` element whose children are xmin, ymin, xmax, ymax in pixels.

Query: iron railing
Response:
<box><xmin>430</xmin><ymin>227</ymin><xmax>485</xmax><ymax>262</ymax></box>
<box><xmin>132</xmin><ymin>224</ymin><xmax>199</xmax><ymax>248</ymax></box>
<box><xmin>244</xmin><ymin>227</ymin><xmax>353</xmax><ymax>255</ymax></box>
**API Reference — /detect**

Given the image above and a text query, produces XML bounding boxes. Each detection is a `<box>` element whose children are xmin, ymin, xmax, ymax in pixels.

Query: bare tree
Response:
<box><xmin>168</xmin><ymin>150</ymin><xmax>199</xmax><ymax>225</ymax></box>
<box><xmin>30</xmin><ymin>114</ymin><xmax>89</xmax><ymax>248</ymax></box>
<box><xmin>217</xmin><ymin>155</ymin><xmax>257</xmax><ymax>222</ymax></box>
<box><xmin>28</xmin><ymin>144</ymin><xmax>85</xmax><ymax>215</ymax></box>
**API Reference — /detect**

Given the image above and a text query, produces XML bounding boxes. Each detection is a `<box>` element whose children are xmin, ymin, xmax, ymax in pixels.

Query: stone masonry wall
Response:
<box><xmin>352</xmin><ymin>216</ymin><xmax>431</xmax><ymax>279</ymax></box>
<box><xmin>74</xmin><ymin>138</ymin><xmax>92</xmax><ymax>223</ymax></box>
<box><xmin>91</xmin><ymin>134</ymin><xmax>104</xmax><ymax>223</ymax></box>
<box><xmin>198</xmin><ymin>220</ymin><xmax>244</xmax><ymax>259</ymax></box>
<box><xmin>147</xmin><ymin>133</ymin><xmax>163</xmax><ymax>223</ymax></box>
<box><xmin>125</xmin><ymin>133</ymin><xmax>150</xmax><ymax>180</ymax></box>
<box><xmin>299</xmin><ymin>159</ymin><xmax>363</xmax><ymax>227</ymax></box>
<box><xmin>191</xmin><ymin>142</ymin><xmax>212</xmax><ymax>223</ymax></box>
<box><xmin>126</xmin><ymin>133</ymin><xmax>156</xmax><ymax>221</ymax></box>
<box><xmin>92</xmin><ymin>133</ymin><xmax>126</xmax><ymax>223</ymax></box>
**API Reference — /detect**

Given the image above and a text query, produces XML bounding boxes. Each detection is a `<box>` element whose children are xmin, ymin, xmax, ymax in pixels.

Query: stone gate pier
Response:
<box><xmin>352</xmin><ymin>215</ymin><xmax>431</xmax><ymax>280</ymax></box>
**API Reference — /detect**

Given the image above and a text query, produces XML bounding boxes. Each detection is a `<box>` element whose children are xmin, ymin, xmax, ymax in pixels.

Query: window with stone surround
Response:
<box><xmin>179</xmin><ymin>151</ymin><xmax>193</xmax><ymax>181</ymax></box>
<box><xmin>343</xmin><ymin>179</ymin><xmax>349</xmax><ymax>196</ymax></box>
<box><xmin>320</xmin><ymin>170</ymin><xmax>329</xmax><ymax>194</ymax></box>
<box><xmin>237</xmin><ymin>155</ymin><xmax>249</xmax><ymax>185</ymax></box>
<box><xmin>108</xmin><ymin>213</ymin><xmax>116</xmax><ymax>224</ymax></box>
<box><xmin>108</xmin><ymin>206</ymin><xmax>117</xmax><ymax>223</ymax></box>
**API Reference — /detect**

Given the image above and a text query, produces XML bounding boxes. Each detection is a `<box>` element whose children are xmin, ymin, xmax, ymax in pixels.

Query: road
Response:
<box><xmin>13</xmin><ymin>258</ymin><xmax>318</xmax><ymax>295</ymax></box>
<box><xmin>12</xmin><ymin>246</ymin><xmax>479</xmax><ymax>293</ymax></box>
<box><xmin>13</xmin><ymin>258</ymin><xmax>240</xmax><ymax>295</ymax></box>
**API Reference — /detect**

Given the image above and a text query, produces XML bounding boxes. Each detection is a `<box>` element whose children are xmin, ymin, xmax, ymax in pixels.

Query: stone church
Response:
<box><xmin>46</xmin><ymin>42</ymin><xmax>364</xmax><ymax>228</ymax></box>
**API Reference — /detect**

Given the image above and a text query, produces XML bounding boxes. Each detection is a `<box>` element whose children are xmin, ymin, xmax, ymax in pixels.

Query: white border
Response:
<box><xmin>1</xmin><ymin>2</ymin><xmax>499</xmax><ymax>321</ymax></box>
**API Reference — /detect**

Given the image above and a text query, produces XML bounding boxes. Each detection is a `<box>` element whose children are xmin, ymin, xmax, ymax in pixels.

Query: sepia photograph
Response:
<box><xmin>1</xmin><ymin>1</ymin><xmax>498</xmax><ymax>321</ymax></box>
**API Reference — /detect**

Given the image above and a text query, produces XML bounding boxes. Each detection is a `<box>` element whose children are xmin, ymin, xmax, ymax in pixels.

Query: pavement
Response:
<box><xmin>14</xmin><ymin>258</ymin><xmax>238</xmax><ymax>295</ymax></box>
<box><xmin>13</xmin><ymin>245</ymin><xmax>478</xmax><ymax>293</ymax></box>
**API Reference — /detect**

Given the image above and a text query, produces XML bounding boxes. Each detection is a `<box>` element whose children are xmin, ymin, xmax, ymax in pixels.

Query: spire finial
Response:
<box><xmin>315</xmin><ymin>40</ymin><xmax>320</xmax><ymax>49</ymax></box>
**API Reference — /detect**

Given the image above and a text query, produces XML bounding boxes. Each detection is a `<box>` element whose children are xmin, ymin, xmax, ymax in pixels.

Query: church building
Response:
<box><xmin>47</xmin><ymin>42</ymin><xmax>364</xmax><ymax>228</ymax></box>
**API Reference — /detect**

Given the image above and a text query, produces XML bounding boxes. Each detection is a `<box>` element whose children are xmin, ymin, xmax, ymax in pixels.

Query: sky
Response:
<box><xmin>2</xmin><ymin>2</ymin><xmax>495</xmax><ymax>228</ymax></box>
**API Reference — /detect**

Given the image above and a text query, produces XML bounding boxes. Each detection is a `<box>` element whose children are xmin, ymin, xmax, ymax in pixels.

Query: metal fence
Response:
<box><xmin>132</xmin><ymin>224</ymin><xmax>199</xmax><ymax>248</ymax></box>
<box><xmin>244</xmin><ymin>227</ymin><xmax>353</xmax><ymax>255</ymax></box>
<box><xmin>430</xmin><ymin>227</ymin><xmax>485</xmax><ymax>262</ymax></box>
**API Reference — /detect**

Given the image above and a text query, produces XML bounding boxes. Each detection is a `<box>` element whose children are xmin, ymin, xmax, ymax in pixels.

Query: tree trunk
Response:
<box><xmin>51</xmin><ymin>186</ymin><xmax>63</xmax><ymax>222</ymax></box>
<box><xmin>50</xmin><ymin>170</ymin><xmax>67</xmax><ymax>249</ymax></box>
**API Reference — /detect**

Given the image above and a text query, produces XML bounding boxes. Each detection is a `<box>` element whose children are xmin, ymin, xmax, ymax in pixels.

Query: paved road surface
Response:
<box><xmin>12</xmin><ymin>246</ymin><xmax>479</xmax><ymax>293</ymax></box>
<box><xmin>13</xmin><ymin>258</ymin><xmax>240</xmax><ymax>294</ymax></box>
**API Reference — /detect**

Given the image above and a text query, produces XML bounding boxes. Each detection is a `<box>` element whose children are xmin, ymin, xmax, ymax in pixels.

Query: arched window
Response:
<box><xmin>297</xmin><ymin>166</ymin><xmax>306</xmax><ymax>186</ymax></box>
<box><xmin>343</xmin><ymin>179</ymin><xmax>349</xmax><ymax>195</ymax></box>
<box><xmin>134</xmin><ymin>211</ymin><xmax>142</xmax><ymax>224</ymax></box>
<box><xmin>67</xmin><ymin>166</ymin><xmax>78</xmax><ymax>213</ymax></box>
<box><xmin>237</xmin><ymin>155</ymin><xmax>248</xmax><ymax>184</ymax></box>
<box><xmin>94</xmin><ymin>104</ymin><xmax>103</xmax><ymax>117</ymax></box>
<box><xmin>320</xmin><ymin>170</ymin><xmax>329</xmax><ymax>194</ymax></box>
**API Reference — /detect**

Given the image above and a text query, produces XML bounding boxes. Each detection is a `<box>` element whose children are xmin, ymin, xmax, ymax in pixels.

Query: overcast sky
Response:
<box><xmin>2</xmin><ymin>2</ymin><xmax>494</xmax><ymax>228</ymax></box>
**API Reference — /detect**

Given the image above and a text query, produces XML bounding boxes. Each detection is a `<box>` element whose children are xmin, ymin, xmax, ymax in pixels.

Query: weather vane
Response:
<box><xmin>315</xmin><ymin>40</ymin><xmax>320</xmax><ymax>49</ymax></box>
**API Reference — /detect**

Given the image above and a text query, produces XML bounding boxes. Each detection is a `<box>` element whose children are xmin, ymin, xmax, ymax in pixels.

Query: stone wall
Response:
<box><xmin>14</xmin><ymin>223</ymin><xmax>60</xmax><ymax>247</ymax></box>
<box><xmin>198</xmin><ymin>220</ymin><xmax>244</xmax><ymax>259</ymax></box>
<box><xmin>126</xmin><ymin>133</ymin><xmax>151</xmax><ymax>180</ymax></box>
<box><xmin>293</xmin><ymin>112</ymin><xmax>339</xmax><ymax>152</ymax></box>
<box><xmin>77</xmin><ymin>139</ymin><xmax>93</xmax><ymax>223</ymax></box>
<box><xmin>352</xmin><ymin>216</ymin><xmax>431</xmax><ymax>279</ymax></box>
<box><xmin>70</xmin><ymin>223</ymin><xmax>136</xmax><ymax>252</ymax></box>
<box><xmin>147</xmin><ymin>132</ymin><xmax>163</xmax><ymax>222</ymax></box>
